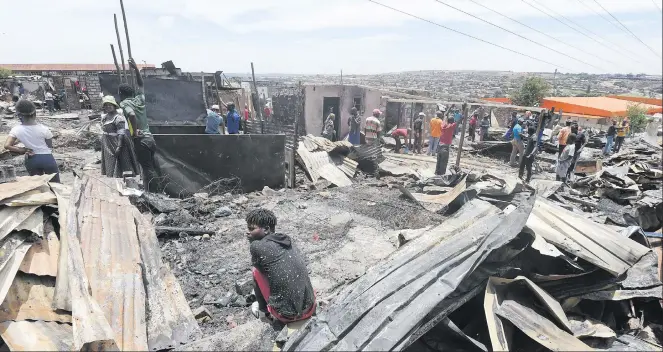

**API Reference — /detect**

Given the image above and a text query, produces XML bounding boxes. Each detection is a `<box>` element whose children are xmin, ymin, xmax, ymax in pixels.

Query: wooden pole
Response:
<box><xmin>251</xmin><ymin>62</ymin><xmax>264</xmax><ymax>134</ymax></box>
<box><xmin>409</xmin><ymin>103</ymin><xmax>415</xmax><ymax>151</ymax></box>
<box><xmin>201</xmin><ymin>73</ymin><xmax>208</xmax><ymax>108</ymax></box>
<box><xmin>110</xmin><ymin>44</ymin><xmax>122</xmax><ymax>81</ymax></box>
<box><xmin>213</xmin><ymin>73</ymin><xmax>221</xmax><ymax>106</ymax></box>
<box><xmin>119</xmin><ymin>0</ymin><xmax>134</xmax><ymax>89</ymax></box>
<box><xmin>290</xmin><ymin>81</ymin><xmax>302</xmax><ymax>188</ymax></box>
<box><xmin>113</xmin><ymin>14</ymin><xmax>127</xmax><ymax>82</ymax></box>
<box><xmin>455</xmin><ymin>102</ymin><xmax>470</xmax><ymax>168</ymax></box>
<box><xmin>340</xmin><ymin>69</ymin><xmax>343</xmax><ymax>85</ymax></box>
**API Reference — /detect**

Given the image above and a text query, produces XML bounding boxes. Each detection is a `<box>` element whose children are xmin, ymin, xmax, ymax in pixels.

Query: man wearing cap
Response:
<box><xmin>365</xmin><ymin>109</ymin><xmax>382</xmax><ymax>146</ymax></box>
<box><xmin>205</xmin><ymin>105</ymin><xmax>225</xmax><ymax>134</ymax></box>
<box><xmin>413</xmin><ymin>112</ymin><xmax>424</xmax><ymax>154</ymax></box>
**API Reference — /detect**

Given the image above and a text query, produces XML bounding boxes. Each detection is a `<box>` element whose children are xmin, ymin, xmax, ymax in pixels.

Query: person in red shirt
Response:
<box><xmin>435</xmin><ymin>117</ymin><xmax>456</xmax><ymax>175</ymax></box>
<box><xmin>263</xmin><ymin>104</ymin><xmax>271</xmax><ymax>119</ymax></box>
<box><xmin>391</xmin><ymin>128</ymin><xmax>410</xmax><ymax>153</ymax></box>
<box><xmin>468</xmin><ymin>112</ymin><xmax>478</xmax><ymax>142</ymax></box>
<box><xmin>244</xmin><ymin>105</ymin><xmax>250</xmax><ymax>121</ymax></box>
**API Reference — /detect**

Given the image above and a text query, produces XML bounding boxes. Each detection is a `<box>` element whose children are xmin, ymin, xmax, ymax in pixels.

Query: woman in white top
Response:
<box><xmin>4</xmin><ymin>100</ymin><xmax>60</xmax><ymax>182</ymax></box>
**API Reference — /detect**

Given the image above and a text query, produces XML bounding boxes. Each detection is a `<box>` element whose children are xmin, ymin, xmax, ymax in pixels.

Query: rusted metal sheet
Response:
<box><xmin>297</xmin><ymin>142</ymin><xmax>352</xmax><ymax>187</ymax></box>
<box><xmin>77</xmin><ymin>176</ymin><xmax>148</xmax><ymax>351</ymax></box>
<box><xmin>0</xmin><ymin>174</ymin><xmax>55</xmax><ymax>203</ymax></box>
<box><xmin>61</xmin><ymin>177</ymin><xmax>117</xmax><ymax>350</ymax></box>
<box><xmin>50</xmin><ymin>183</ymin><xmax>71</xmax><ymax>311</ymax></box>
<box><xmin>300</xmin><ymin>134</ymin><xmax>352</xmax><ymax>153</ymax></box>
<box><xmin>134</xmin><ymin>209</ymin><xmax>200</xmax><ymax>351</ymax></box>
<box><xmin>526</xmin><ymin>198</ymin><xmax>651</xmax><ymax>276</ymax></box>
<box><xmin>2</xmin><ymin>185</ymin><xmax>57</xmax><ymax>207</ymax></box>
<box><xmin>0</xmin><ymin>272</ymin><xmax>71</xmax><ymax>323</ymax></box>
<box><xmin>0</xmin><ymin>205</ymin><xmax>39</xmax><ymax>242</ymax></box>
<box><xmin>19</xmin><ymin>221</ymin><xmax>59</xmax><ymax>277</ymax></box>
<box><xmin>0</xmin><ymin>240</ymin><xmax>31</xmax><ymax>307</ymax></box>
<box><xmin>0</xmin><ymin>320</ymin><xmax>73</xmax><ymax>351</ymax></box>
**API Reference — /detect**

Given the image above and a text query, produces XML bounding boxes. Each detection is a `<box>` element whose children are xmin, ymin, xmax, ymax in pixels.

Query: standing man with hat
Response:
<box><xmin>205</xmin><ymin>104</ymin><xmax>225</xmax><ymax>134</ymax></box>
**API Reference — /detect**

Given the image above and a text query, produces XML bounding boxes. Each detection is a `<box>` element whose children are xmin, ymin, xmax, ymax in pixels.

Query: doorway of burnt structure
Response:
<box><xmin>322</xmin><ymin>97</ymin><xmax>341</xmax><ymax>141</ymax></box>
<box><xmin>385</xmin><ymin>101</ymin><xmax>402</xmax><ymax>132</ymax></box>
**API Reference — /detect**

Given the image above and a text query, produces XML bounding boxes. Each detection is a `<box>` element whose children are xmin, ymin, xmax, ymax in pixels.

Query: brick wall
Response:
<box><xmin>83</xmin><ymin>74</ymin><xmax>102</xmax><ymax>109</ymax></box>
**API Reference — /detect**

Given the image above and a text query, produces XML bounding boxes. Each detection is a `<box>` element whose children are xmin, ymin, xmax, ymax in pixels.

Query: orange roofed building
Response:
<box><xmin>540</xmin><ymin>96</ymin><xmax>663</xmax><ymax>129</ymax></box>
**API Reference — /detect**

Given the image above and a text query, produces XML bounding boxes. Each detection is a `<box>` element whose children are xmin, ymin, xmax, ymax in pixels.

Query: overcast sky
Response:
<box><xmin>1</xmin><ymin>0</ymin><xmax>661</xmax><ymax>75</ymax></box>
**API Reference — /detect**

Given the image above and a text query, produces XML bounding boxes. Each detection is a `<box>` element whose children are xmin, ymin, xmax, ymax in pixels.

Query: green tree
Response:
<box><xmin>625</xmin><ymin>103</ymin><xmax>649</xmax><ymax>133</ymax></box>
<box><xmin>0</xmin><ymin>67</ymin><xmax>11</xmax><ymax>78</ymax></box>
<box><xmin>511</xmin><ymin>77</ymin><xmax>551</xmax><ymax>107</ymax></box>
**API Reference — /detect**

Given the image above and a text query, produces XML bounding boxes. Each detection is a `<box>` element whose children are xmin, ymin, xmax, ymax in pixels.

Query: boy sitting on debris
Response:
<box><xmin>246</xmin><ymin>209</ymin><xmax>316</xmax><ymax>324</ymax></box>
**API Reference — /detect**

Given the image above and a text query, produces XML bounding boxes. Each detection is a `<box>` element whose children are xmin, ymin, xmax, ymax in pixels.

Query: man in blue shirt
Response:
<box><xmin>226</xmin><ymin>102</ymin><xmax>241</xmax><ymax>134</ymax></box>
<box><xmin>509</xmin><ymin>119</ymin><xmax>524</xmax><ymax>167</ymax></box>
<box><xmin>205</xmin><ymin>105</ymin><xmax>225</xmax><ymax>134</ymax></box>
<box><xmin>453</xmin><ymin>109</ymin><xmax>462</xmax><ymax>137</ymax></box>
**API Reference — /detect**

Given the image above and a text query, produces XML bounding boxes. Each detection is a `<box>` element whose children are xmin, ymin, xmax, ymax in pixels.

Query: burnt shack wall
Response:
<box><xmin>153</xmin><ymin>132</ymin><xmax>285</xmax><ymax>196</ymax></box>
<box><xmin>98</xmin><ymin>73</ymin><xmax>205</xmax><ymax>122</ymax></box>
<box><xmin>245</xmin><ymin>88</ymin><xmax>304</xmax><ymax>151</ymax></box>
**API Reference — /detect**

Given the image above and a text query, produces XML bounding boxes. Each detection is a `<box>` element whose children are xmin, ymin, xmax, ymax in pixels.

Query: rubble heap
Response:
<box><xmin>0</xmin><ymin>174</ymin><xmax>199</xmax><ymax>351</ymax></box>
<box><xmin>282</xmin><ymin>178</ymin><xmax>662</xmax><ymax>351</ymax></box>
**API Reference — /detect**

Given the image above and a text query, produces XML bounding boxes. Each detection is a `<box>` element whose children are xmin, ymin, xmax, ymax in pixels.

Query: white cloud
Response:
<box><xmin>158</xmin><ymin>16</ymin><xmax>175</xmax><ymax>28</ymax></box>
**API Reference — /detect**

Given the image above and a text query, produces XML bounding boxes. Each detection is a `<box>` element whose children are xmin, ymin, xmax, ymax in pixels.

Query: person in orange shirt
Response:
<box><xmin>428</xmin><ymin>111</ymin><xmax>443</xmax><ymax>156</ymax></box>
<box><xmin>557</xmin><ymin>120</ymin><xmax>572</xmax><ymax>157</ymax></box>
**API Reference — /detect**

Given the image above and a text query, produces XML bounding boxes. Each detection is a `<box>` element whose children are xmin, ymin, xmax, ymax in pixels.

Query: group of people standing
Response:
<box><xmin>5</xmin><ymin>58</ymin><xmax>161</xmax><ymax>191</ymax></box>
<box><xmin>204</xmin><ymin>102</ymin><xmax>243</xmax><ymax>135</ymax></box>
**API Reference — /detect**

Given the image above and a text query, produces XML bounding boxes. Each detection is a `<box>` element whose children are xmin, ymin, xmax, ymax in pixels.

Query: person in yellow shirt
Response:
<box><xmin>615</xmin><ymin>119</ymin><xmax>629</xmax><ymax>152</ymax></box>
<box><xmin>428</xmin><ymin>112</ymin><xmax>443</xmax><ymax>156</ymax></box>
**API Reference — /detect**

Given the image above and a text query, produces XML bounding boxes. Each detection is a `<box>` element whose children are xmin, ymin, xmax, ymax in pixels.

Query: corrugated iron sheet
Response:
<box><xmin>77</xmin><ymin>176</ymin><xmax>148</xmax><ymax>351</ymax></box>
<box><xmin>336</xmin><ymin>157</ymin><xmax>358</xmax><ymax>178</ymax></box>
<box><xmin>318</xmin><ymin>164</ymin><xmax>352</xmax><ymax>187</ymax></box>
<box><xmin>300</xmin><ymin>134</ymin><xmax>352</xmax><ymax>153</ymax></box>
<box><xmin>0</xmin><ymin>205</ymin><xmax>39</xmax><ymax>242</ymax></box>
<box><xmin>15</xmin><ymin>207</ymin><xmax>44</xmax><ymax>237</ymax></box>
<box><xmin>2</xmin><ymin>185</ymin><xmax>57</xmax><ymax>207</ymax></box>
<box><xmin>133</xmin><ymin>208</ymin><xmax>200</xmax><ymax>351</ymax></box>
<box><xmin>60</xmin><ymin>177</ymin><xmax>117</xmax><ymax>350</ymax></box>
<box><xmin>0</xmin><ymin>174</ymin><xmax>55</xmax><ymax>203</ymax></box>
<box><xmin>19</xmin><ymin>220</ymin><xmax>60</xmax><ymax>277</ymax></box>
<box><xmin>49</xmin><ymin>183</ymin><xmax>71</xmax><ymax>311</ymax></box>
<box><xmin>0</xmin><ymin>240</ymin><xmax>32</xmax><ymax>306</ymax></box>
<box><xmin>526</xmin><ymin>198</ymin><xmax>651</xmax><ymax>276</ymax></box>
<box><xmin>0</xmin><ymin>272</ymin><xmax>70</xmax><ymax>323</ymax></box>
<box><xmin>0</xmin><ymin>320</ymin><xmax>73</xmax><ymax>351</ymax></box>
<box><xmin>296</xmin><ymin>142</ymin><xmax>353</xmax><ymax>187</ymax></box>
